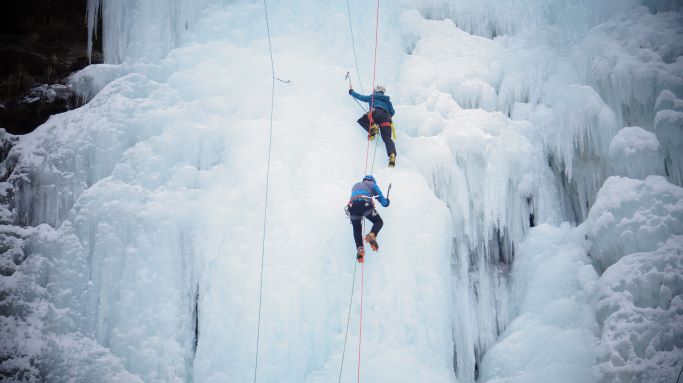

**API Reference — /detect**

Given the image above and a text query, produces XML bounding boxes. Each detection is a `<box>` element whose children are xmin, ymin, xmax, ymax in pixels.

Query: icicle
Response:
<box><xmin>86</xmin><ymin>0</ymin><xmax>101</xmax><ymax>62</ymax></box>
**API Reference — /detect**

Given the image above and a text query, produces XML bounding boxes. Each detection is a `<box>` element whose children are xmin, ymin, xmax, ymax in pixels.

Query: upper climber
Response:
<box><xmin>349</xmin><ymin>84</ymin><xmax>397</xmax><ymax>167</ymax></box>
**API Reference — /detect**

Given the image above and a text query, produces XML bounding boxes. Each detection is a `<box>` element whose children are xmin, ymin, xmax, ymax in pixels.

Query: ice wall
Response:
<box><xmin>479</xmin><ymin>224</ymin><xmax>600</xmax><ymax>383</ymax></box>
<box><xmin>395</xmin><ymin>0</ymin><xmax>682</xmax><ymax>381</ymax></box>
<box><xmin>394</xmin><ymin>11</ymin><xmax>564</xmax><ymax>379</ymax></box>
<box><xmin>3</xmin><ymin>1</ymin><xmax>455</xmax><ymax>382</ymax></box>
<box><xmin>579</xmin><ymin>7</ymin><xmax>683</xmax><ymax>186</ymax></box>
<box><xmin>87</xmin><ymin>0</ymin><xmax>209</xmax><ymax>63</ymax></box>
<box><xmin>1</xmin><ymin>0</ymin><xmax>682</xmax><ymax>382</ymax></box>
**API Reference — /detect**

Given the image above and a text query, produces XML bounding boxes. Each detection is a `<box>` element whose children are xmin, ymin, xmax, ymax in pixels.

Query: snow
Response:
<box><xmin>594</xmin><ymin>235</ymin><xmax>683</xmax><ymax>383</ymax></box>
<box><xmin>582</xmin><ymin>176</ymin><xmax>683</xmax><ymax>273</ymax></box>
<box><xmin>582</xmin><ymin>176</ymin><xmax>683</xmax><ymax>382</ymax></box>
<box><xmin>1</xmin><ymin>0</ymin><xmax>682</xmax><ymax>382</ymax></box>
<box><xmin>477</xmin><ymin>175</ymin><xmax>683</xmax><ymax>383</ymax></box>
<box><xmin>608</xmin><ymin>126</ymin><xmax>665</xmax><ymax>179</ymax></box>
<box><xmin>656</xmin><ymin>90</ymin><xmax>683</xmax><ymax>113</ymax></box>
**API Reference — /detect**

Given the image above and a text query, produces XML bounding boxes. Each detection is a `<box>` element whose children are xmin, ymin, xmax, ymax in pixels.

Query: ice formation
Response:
<box><xmin>583</xmin><ymin>176</ymin><xmax>683</xmax><ymax>273</ymax></box>
<box><xmin>479</xmin><ymin>224</ymin><xmax>599</xmax><ymax>383</ymax></box>
<box><xmin>594</xmin><ymin>235</ymin><xmax>683</xmax><ymax>383</ymax></box>
<box><xmin>583</xmin><ymin>176</ymin><xmax>683</xmax><ymax>382</ymax></box>
<box><xmin>1</xmin><ymin>0</ymin><xmax>681</xmax><ymax>382</ymax></box>
<box><xmin>608</xmin><ymin>127</ymin><xmax>665</xmax><ymax>179</ymax></box>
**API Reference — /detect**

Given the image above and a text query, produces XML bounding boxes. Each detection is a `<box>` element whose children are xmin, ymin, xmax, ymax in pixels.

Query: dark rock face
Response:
<box><xmin>0</xmin><ymin>0</ymin><xmax>102</xmax><ymax>135</ymax></box>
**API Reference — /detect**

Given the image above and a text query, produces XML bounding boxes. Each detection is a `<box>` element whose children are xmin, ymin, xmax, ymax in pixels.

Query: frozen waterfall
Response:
<box><xmin>1</xmin><ymin>0</ymin><xmax>681</xmax><ymax>382</ymax></box>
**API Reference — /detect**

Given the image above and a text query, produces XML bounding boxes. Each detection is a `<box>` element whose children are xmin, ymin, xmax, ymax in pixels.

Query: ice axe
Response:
<box><xmin>346</xmin><ymin>71</ymin><xmax>368</xmax><ymax>112</ymax></box>
<box><xmin>386</xmin><ymin>183</ymin><xmax>392</xmax><ymax>199</ymax></box>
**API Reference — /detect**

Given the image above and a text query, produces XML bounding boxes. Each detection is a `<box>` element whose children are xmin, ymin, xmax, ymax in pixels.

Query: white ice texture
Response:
<box><xmin>583</xmin><ymin>176</ymin><xmax>683</xmax><ymax>382</ymax></box>
<box><xmin>1</xmin><ymin>0</ymin><xmax>682</xmax><ymax>382</ymax></box>
<box><xmin>608</xmin><ymin>126</ymin><xmax>665</xmax><ymax>179</ymax></box>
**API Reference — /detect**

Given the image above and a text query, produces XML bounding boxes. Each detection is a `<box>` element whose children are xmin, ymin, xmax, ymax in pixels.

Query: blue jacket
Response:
<box><xmin>350</xmin><ymin>178</ymin><xmax>389</xmax><ymax>207</ymax></box>
<box><xmin>349</xmin><ymin>90</ymin><xmax>395</xmax><ymax>116</ymax></box>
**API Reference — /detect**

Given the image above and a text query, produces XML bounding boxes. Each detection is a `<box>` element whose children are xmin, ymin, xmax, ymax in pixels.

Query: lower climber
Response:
<box><xmin>349</xmin><ymin>84</ymin><xmax>397</xmax><ymax>167</ymax></box>
<box><xmin>346</xmin><ymin>175</ymin><xmax>390</xmax><ymax>263</ymax></box>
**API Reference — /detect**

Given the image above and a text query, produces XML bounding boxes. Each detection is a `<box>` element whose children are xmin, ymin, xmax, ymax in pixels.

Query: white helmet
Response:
<box><xmin>373</xmin><ymin>84</ymin><xmax>386</xmax><ymax>93</ymax></box>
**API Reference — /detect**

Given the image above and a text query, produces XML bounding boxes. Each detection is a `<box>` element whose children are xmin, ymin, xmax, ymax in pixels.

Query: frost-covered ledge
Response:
<box><xmin>479</xmin><ymin>176</ymin><xmax>683</xmax><ymax>383</ymax></box>
<box><xmin>584</xmin><ymin>176</ymin><xmax>683</xmax><ymax>382</ymax></box>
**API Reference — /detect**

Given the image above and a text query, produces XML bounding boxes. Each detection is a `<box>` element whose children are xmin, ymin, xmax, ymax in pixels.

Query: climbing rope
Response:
<box><xmin>254</xmin><ymin>0</ymin><xmax>276</xmax><ymax>381</ymax></box>
<box><xmin>346</xmin><ymin>0</ymin><xmax>364</xmax><ymax>92</ymax></box>
<box><xmin>369</xmin><ymin>0</ymin><xmax>381</xmax><ymax>116</ymax></box>
<box><xmin>365</xmin><ymin>0</ymin><xmax>381</xmax><ymax>176</ymax></box>
<box><xmin>339</xmin><ymin>1</ymin><xmax>382</xmax><ymax>382</ymax></box>
<box><xmin>338</xmin><ymin>260</ymin><xmax>358</xmax><ymax>383</ymax></box>
<box><xmin>359</xmin><ymin>3</ymin><xmax>381</xmax><ymax>383</ymax></box>
<box><xmin>362</xmin><ymin>133</ymin><xmax>380</xmax><ymax>174</ymax></box>
<box><xmin>357</xmin><ymin>262</ymin><xmax>365</xmax><ymax>382</ymax></box>
<box><xmin>370</xmin><ymin>137</ymin><xmax>379</xmax><ymax>173</ymax></box>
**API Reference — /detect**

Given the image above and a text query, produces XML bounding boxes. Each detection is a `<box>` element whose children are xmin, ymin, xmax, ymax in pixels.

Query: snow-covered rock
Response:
<box><xmin>584</xmin><ymin>175</ymin><xmax>683</xmax><ymax>383</ymax></box>
<box><xmin>583</xmin><ymin>176</ymin><xmax>683</xmax><ymax>273</ymax></box>
<box><xmin>595</xmin><ymin>235</ymin><xmax>683</xmax><ymax>383</ymax></box>
<box><xmin>608</xmin><ymin>126</ymin><xmax>665</xmax><ymax>179</ymax></box>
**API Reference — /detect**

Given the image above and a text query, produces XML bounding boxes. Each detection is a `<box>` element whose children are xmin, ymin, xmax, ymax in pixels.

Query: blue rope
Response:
<box><xmin>254</xmin><ymin>0</ymin><xmax>276</xmax><ymax>381</ymax></box>
<box><xmin>338</xmin><ymin>260</ymin><xmax>358</xmax><ymax>382</ymax></box>
<box><xmin>346</xmin><ymin>0</ymin><xmax>364</xmax><ymax>92</ymax></box>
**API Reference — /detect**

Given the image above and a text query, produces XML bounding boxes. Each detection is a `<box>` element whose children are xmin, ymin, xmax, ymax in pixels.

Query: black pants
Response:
<box><xmin>357</xmin><ymin>108</ymin><xmax>396</xmax><ymax>157</ymax></box>
<box><xmin>348</xmin><ymin>200</ymin><xmax>383</xmax><ymax>248</ymax></box>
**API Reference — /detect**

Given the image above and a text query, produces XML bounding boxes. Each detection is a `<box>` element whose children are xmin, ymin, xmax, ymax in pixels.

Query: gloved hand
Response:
<box><xmin>382</xmin><ymin>198</ymin><xmax>390</xmax><ymax>207</ymax></box>
<box><xmin>348</xmin><ymin>88</ymin><xmax>353</xmax><ymax>94</ymax></box>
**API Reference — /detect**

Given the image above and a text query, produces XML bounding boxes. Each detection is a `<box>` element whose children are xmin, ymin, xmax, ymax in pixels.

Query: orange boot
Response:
<box><xmin>357</xmin><ymin>247</ymin><xmax>365</xmax><ymax>263</ymax></box>
<box><xmin>365</xmin><ymin>232</ymin><xmax>379</xmax><ymax>251</ymax></box>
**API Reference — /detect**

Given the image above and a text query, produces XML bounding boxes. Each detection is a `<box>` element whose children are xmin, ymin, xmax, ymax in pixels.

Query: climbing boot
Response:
<box><xmin>365</xmin><ymin>232</ymin><xmax>379</xmax><ymax>251</ymax></box>
<box><xmin>368</xmin><ymin>124</ymin><xmax>379</xmax><ymax>140</ymax></box>
<box><xmin>357</xmin><ymin>247</ymin><xmax>365</xmax><ymax>263</ymax></box>
<box><xmin>388</xmin><ymin>153</ymin><xmax>396</xmax><ymax>167</ymax></box>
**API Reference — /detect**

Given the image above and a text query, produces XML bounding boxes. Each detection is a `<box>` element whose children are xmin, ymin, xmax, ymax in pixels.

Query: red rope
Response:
<box><xmin>357</xmin><ymin>2</ymin><xmax>380</xmax><ymax>381</ymax></box>
<box><xmin>364</xmin><ymin>137</ymin><xmax>371</xmax><ymax>174</ymax></box>
<box><xmin>357</xmin><ymin>262</ymin><xmax>365</xmax><ymax>383</ymax></box>
<box><xmin>369</xmin><ymin>0</ymin><xmax>380</xmax><ymax>113</ymax></box>
<box><xmin>364</xmin><ymin>0</ymin><xmax>380</xmax><ymax>175</ymax></box>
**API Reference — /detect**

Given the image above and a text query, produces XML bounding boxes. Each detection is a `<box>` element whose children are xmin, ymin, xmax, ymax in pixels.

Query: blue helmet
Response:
<box><xmin>363</xmin><ymin>175</ymin><xmax>376</xmax><ymax>183</ymax></box>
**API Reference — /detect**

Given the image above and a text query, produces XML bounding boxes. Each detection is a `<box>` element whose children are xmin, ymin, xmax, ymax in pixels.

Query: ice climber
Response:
<box><xmin>347</xmin><ymin>175</ymin><xmax>390</xmax><ymax>263</ymax></box>
<box><xmin>349</xmin><ymin>84</ymin><xmax>397</xmax><ymax>167</ymax></box>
